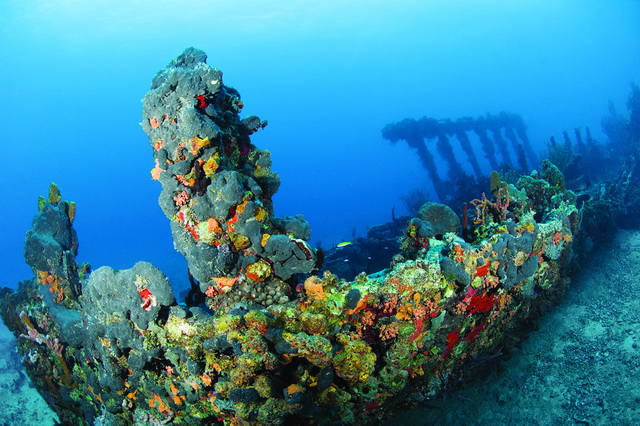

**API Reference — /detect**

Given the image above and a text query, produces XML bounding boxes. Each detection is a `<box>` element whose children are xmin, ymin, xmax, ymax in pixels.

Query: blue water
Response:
<box><xmin>1</xmin><ymin>0</ymin><xmax>638</xmax><ymax>294</ymax></box>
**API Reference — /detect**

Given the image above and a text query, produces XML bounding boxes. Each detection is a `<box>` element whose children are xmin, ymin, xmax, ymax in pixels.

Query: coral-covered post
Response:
<box><xmin>141</xmin><ymin>47</ymin><xmax>317</xmax><ymax>310</ymax></box>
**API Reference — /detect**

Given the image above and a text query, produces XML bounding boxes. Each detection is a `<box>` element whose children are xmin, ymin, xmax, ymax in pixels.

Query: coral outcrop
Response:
<box><xmin>23</xmin><ymin>183</ymin><xmax>83</xmax><ymax>307</ymax></box>
<box><xmin>0</xmin><ymin>48</ymin><xmax>587</xmax><ymax>425</ymax></box>
<box><xmin>141</xmin><ymin>47</ymin><xmax>317</xmax><ymax>311</ymax></box>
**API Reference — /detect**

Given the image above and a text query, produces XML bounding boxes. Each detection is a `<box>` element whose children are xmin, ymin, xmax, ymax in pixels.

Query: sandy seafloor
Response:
<box><xmin>1</xmin><ymin>230</ymin><xmax>639</xmax><ymax>425</ymax></box>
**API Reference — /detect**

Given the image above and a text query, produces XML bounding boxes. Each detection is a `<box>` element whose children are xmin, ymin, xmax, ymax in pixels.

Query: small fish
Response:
<box><xmin>336</xmin><ymin>241</ymin><xmax>352</xmax><ymax>248</ymax></box>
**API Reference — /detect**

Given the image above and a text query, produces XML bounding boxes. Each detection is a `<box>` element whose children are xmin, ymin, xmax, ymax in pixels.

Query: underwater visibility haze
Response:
<box><xmin>0</xmin><ymin>0</ymin><xmax>640</xmax><ymax>424</ymax></box>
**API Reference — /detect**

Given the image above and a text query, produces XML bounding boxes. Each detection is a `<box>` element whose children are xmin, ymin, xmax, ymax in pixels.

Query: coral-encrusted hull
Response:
<box><xmin>0</xmin><ymin>49</ymin><xmax>578</xmax><ymax>425</ymax></box>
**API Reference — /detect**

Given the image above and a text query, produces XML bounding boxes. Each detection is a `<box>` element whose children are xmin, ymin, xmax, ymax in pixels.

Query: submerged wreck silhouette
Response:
<box><xmin>382</xmin><ymin>112</ymin><xmax>537</xmax><ymax>203</ymax></box>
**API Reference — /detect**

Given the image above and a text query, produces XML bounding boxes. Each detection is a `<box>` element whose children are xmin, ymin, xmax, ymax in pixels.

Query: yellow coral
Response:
<box><xmin>513</xmin><ymin>251</ymin><xmax>528</xmax><ymax>267</ymax></box>
<box><xmin>236</xmin><ymin>200</ymin><xmax>250</xmax><ymax>215</ymax></box>
<box><xmin>254</xmin><ymin>165</ymin><xmax>267</xmax><ymax>178</ymax></box>
<box><xmin>245</xmin><ymin>260</ymin><xmax>272</xmax><ymax>282</ymax></box>
<box><xmin>68</xmin><ymin>201</ymin><xmax>76</xmax><ymax>223</ymax></box>
<box><xmin>255</xmin><ymin>207</ymin><xmax>267</xmax><ymax>222</ymax></box>
<box><xmin>332</xmin><ymin>335</ymin><xmax>376</xmax><ymax>384</ymax></box>
<box><xmin>286</xmin><ymin>384</ymin><xmax>304</xmax><ymax>398</ymax></box>
<box><xmin>231</xmin><ymin>233</ymin><xmax>250</xmax><ymax>251</ymax></box>
<box><xmin>300</xmin><ymin>311</ymin><xmax>329</xmax><ymax>335</ymax></box>
<box><xmin>203</xmin><ymin>153</ymin><xmax>220</xmax><ymax>175</ymax></box>
<box><xmin>188</xmin><ymin>136</ymin><xmax>210</xmax><ymax>154</ymax></box>
<box><xmin>48</xmin><ymin>182</ymin><xmax>61</xmax><ymax>203</ymax></box>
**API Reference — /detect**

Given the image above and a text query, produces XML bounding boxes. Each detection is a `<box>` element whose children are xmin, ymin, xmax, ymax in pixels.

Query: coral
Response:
<box><xmin>24</xmin><ymin>186</ymin><xmax>82</xmax><ymax>307</ymax></box>
<box><xmin>0</xmin><ymin>49</ymin><xmax>586</xmax><ymax>426</ymax></box>
<box><xmin>332</xmin><ymin>334</ymin><xmax>376</xmax><ymax>384</ymax></box>
<box><xmin>283</xmin><ymin>332</ymin><xmax>333</xmax><ymax>367</ymax></box>
<box><xmin>141</xmin><ymin>47</ymin><xmax>316</xmax><ymax>309</ymax></box>
<box><xmin>416</xmin><ymin>202</ymin><xmax>460</xmax><ymax>235</ymax></box>
<box><xmin>303</xmin><ymin>275</ymin><xmax>324</xmax><ymax>300</ymax></box>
